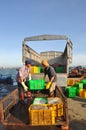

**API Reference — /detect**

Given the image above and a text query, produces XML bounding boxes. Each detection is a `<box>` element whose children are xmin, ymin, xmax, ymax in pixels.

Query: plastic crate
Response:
<box><xmin>73</xmin><ymin>82</ymin><xmax>83</xmax><ymax>89</ymax></box>
<box><xmin>81</xmin><ymin>79</ymin><xmax>86</xmax><ymax>84</ymax></box>
<box><xmin>55</xmin><ymin>67</ymin><xmax>64</xmax><ymax>73</ymax></box>
<box><xmin>66</xmin><ymin>87</ymin><xmax>77</xmax><ymax>98</ymax></box>
<box><xmin>29</xmin><ymin>100</ymin><xmax>64</xmax><ymax>125</ymax></box>
<box><xmin>29</xmin><ymin>104</ymin><xmax>51</xmax><ymax>125</ymax></box>
<box><xmin>33</xmin><ymin>98</ymin><xmax>47</xmax><ymax>104</ymax></box>
<box><xmin>73</xmin><ymin>83</ymin><xmax>83</xmax><ymax>95</ymax></box>
<box><xmin>28</xmin><ymin>79</ymin><xmax>45</xmax><ymax>90</ymax></box>
<box><xmin>79</xmin><ymin>90</ymin><xmax>86</xmax><ymax>98</ymax></box>
<box><xmin>67</xmin><ymin>79</ymin><xmax>74</xmax><ymax>86</ymax></box>
<box><xmin>76</xmin><ymin>88</ymin><xmax>83</xmax><ymax>96</ymax></box>
<box><xmin>38</xmin><ymin>67</ymin><xmax>41</xmax><ymax>73</ymax></box>
<box><xmin>30</xmin><ymin>66</ymin><xmax>41</xmax><ymax>73</ymax></box>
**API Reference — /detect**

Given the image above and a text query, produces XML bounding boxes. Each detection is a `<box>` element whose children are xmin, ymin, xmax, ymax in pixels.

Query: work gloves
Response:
<box><xmin>21</xmin><ymin>81</ymin><xmax>32</xmax><ymax>98</ymax></box>
<box><xmin>46</xmin><ymin>81</ymin><xmax>51</xmax><ymax>89</ymax></box>
<box><xmin>21</xmin><ymin>82</ymin><xmax>28</xmax><ymax>92</ymax></box>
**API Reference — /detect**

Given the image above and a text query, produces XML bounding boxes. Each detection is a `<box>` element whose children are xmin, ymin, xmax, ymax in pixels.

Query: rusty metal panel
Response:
<box><xmin>0</xmin><ymin>89</ymin><xmax>19</xmax><ymax>121</ymax></box>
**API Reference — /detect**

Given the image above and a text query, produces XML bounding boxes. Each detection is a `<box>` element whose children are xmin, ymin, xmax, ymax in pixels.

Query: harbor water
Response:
<box><xmin>0</xmin><ymin>68</ymin><xmax>17</xmax><ymax>99</ymax></box>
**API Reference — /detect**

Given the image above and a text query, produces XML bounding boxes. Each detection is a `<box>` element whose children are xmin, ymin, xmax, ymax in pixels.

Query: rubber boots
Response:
<box><xmin>20</xmin><ymin>93</ymin><xmax>24</xmax><ymax>101</ymax></box>
<box><xmin>26</xmin><ymin>91</ymin><xmax>32</xmax><ymax>99</ymax></box>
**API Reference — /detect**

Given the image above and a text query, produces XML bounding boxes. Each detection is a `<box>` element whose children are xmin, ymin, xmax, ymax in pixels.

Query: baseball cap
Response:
<box><xmin>25</xmin><ymin>60</ymin><xmax>32</xmax><ymax>65</ymax></box>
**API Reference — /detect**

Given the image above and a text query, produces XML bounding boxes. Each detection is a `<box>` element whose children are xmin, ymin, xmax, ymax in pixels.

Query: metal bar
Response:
<box><xmin>24</xmin><ymin>34</ymin><xmax>68</xmax><ymax>41</ymax></box>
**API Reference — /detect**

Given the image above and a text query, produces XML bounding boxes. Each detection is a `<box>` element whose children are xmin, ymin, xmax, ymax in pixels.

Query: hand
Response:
<box><xmin>46</xmin><ymin>81</ymin><xmax>51</xmax><ymax>89</ymax></box>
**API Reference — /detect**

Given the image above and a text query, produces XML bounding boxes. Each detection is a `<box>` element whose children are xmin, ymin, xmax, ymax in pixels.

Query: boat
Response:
<box><xmin>0</xmin><ymin>74</ymin><xmax>13</xmax><ymax>85</ymax></box>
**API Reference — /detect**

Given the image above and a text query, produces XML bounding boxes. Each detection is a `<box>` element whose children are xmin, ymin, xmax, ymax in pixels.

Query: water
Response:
<box><xmin>0</xmin><ymin>68</ymin><xmax>18</xmax><ymax>99</ymax></box>
<box><xmin>0</xmin><ymin>68</ymin><xmax>17</xmax><ymax>80</ymax></box>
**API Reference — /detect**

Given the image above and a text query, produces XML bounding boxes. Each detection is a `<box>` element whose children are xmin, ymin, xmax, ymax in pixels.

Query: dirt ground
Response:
<box><xmin>68</xmin><ymin>96</ymin><xmax>86</xmax><ymax>130</ymax></box>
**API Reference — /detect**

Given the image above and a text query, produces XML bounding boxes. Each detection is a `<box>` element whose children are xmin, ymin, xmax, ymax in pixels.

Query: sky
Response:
<box><xmin>0</xmin><ymin>0</ymin><xmax>86</xmax><ymax>67</ymax></box>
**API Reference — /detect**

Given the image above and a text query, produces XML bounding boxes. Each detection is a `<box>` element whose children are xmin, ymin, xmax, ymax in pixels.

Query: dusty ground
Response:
<box><xmin>68</xmin><ymin>96</ymin><xmax>86</xmax><ymax>130</ymax></box>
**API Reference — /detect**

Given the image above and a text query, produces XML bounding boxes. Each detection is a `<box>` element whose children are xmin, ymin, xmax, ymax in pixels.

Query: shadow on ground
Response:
<box><xmin>69</xmin><ymin>120</ymin><xmax>86</xmax><ymax>130</ymax></box>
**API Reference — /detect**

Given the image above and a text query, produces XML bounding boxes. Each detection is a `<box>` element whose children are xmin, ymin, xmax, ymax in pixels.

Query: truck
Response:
<box><xmin>68</xmin><ymin>65</ymin><xmax>86</xmax><ymax>78</ymax></box>
<box><xmin>0</xmin><ymin>34</ymin><xmax>73</xmax><ymax>130</ymax></box>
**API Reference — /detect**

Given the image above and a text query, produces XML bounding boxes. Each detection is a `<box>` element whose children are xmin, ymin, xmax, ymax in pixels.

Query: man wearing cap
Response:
<box><xmin>42</xmin><ymin>59</ymin><xmax>57</xmax><ymax>97</ymax></box>
<box><xmin>16</xmin><ymin>60</ymin><xmax>32</xmax><ymax>102</ymax></box>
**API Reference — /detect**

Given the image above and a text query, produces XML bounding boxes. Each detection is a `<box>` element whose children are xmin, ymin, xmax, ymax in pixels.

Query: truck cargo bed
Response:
<box><xmin>0</xmin><ymin>87</ymin><xmax>69</xmax><ymax>130</ymax></box>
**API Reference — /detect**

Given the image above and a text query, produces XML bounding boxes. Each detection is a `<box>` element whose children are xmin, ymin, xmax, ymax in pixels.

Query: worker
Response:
<box><xmin>16</xmin><ymin>60</ymin><xmax>32</xmax><ymax>103</ymax></box>
<box><xmin>41</xmin><ymin>59</ymin><xmax>57</xmax><ymax>97</ymax></box>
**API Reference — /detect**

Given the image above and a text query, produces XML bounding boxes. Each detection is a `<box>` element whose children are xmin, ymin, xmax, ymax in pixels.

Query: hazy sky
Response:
<box><xmin>0</xmin><ymin>0</ymin><xmax>86</xmax><ymax>67</ymax></box>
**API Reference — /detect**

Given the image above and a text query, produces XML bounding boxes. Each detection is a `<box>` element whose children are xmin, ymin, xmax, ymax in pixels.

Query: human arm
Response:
<box><xmin>21</xmin><ymin>81</ymin><xmax>28</xmax><ymax>92</ymax></box>
<box><xmin>43</xmin><ymin>75</ymin><xmax>46</xmax><ymax>81</ymax></box>
<box><xmin>46</xmin><ymin>76</ymin><xmax>54</xmax><ymax>89</ymax></box>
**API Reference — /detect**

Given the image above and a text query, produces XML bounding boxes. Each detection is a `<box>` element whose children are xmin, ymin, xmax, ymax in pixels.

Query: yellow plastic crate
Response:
<box><xmin>57</xmin><ymin>102</ymin><xmax>63</xmax><ymax>109</ymax></box>
<box><xmin>51</xmin><ymin>107</ymin><xmax>63</xmax><ymax>117</ymax></box>
<box><xmin>29</xmin><ymin>110</ymin><xmax>39</xmax><ymax>125</ymax></box>
<box><xmin>30</xmin><ymin>66</ymin><xmax>38</xmax><ymax>73</ymax></box>
<box><xmin>57</xmin><ymin>108</ymin><xmax>63</xmax><ymax>117</ymax></box>
<box><xmin>67</xmin><ymin>79</ymin><xmax>74</xmax><ymax>86</ymax></box>
<box><xmin>79</xmin><ymin>90</ymin><xmax>86</xmax><ymax>98</ymax></box>
<box><xmin>29</xmin><ymin>100</ymin><xmax>64</xmax><ymax>125</ymax></box>
<box><xmin>29</xmin><ymin>104</ymin><xmax>52</xmax><ymax>125</ymax></box>
<box><xmin>30</xmin><ymin>66</ymin><xmax>41</xmax><ymax>73</ymax></box>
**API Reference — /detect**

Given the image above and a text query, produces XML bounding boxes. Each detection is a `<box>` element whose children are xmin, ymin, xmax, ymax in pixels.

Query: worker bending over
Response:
<box><xmin>16</xmin><ymin>60</ymin><xmax>32</xmax><ymax>103</ymax></box>
<box><xmin>42</xmin><ymin>59</ymin><xmax>57</xmax><ymax>97</ymax></box>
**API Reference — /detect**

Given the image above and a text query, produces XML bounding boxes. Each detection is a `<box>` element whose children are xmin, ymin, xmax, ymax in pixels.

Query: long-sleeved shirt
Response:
<box><xmin>16</xmin><ymin>65</ymin><xmax>30</xmax><ymax>82</ymax></box>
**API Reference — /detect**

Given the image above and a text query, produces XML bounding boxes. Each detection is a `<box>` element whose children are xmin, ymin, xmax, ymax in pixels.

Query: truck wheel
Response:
<box><xmin>61</xmin><ymin>125</ymin><xmax>69</xmax><ymax>130</ymax></box>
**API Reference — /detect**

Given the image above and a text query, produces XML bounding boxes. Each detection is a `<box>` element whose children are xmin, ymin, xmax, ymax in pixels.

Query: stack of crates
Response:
<box><xmin>73</xmin><ymin>82</ymin><xmax>83</xmax><ymax>96</ymax></box>
<box><xmin>27</xmin><ymin>79</ymin><xmax>45</xmax><ymax>90</ymax></box>
<box><xmin>66</xmin><ymin>78</ymin><xmax>86</xmax><ymax>98</ymax></box>
<box><xmin>79</xmin><ymin>79</ymin><xmax>86</xmax><ymax>98</ymax></box>
<box><xmin>28</xmin><ymin>97</ymin><xmax>64</xmax><ymax>125</ymax></box>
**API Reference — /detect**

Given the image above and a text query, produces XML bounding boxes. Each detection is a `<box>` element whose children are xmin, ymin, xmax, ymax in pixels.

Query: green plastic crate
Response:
<box><xmin>33</xmin><ymin>98</ymin><xmax>47</xmax><ymax>104</ymax></box>
<box><xmin>73</xmin><ymin>83</ymin><xmax>83</xmax><ymax>89</ymax></box>
<box><xmin>76</xmin><ymin>88</ymin><xmax>83</xmax><ymax>96</ymax></box>
<box><xmin>81</xmin><ymin>79</ymin><xmax>86</xmax><ymax>85</ymax></box>
<box><xmin>66</xmin><ymin>87</ymin><xmax>77</xmax><ymax>98</ymax></box>
<box><xmin>38</xmin><ymin>67</ymin><xmax>41</xmax><ymax>73</ymax></box>
<box><xmin>40</xmin><ymin>67</ymin><xmax>44</xmax><ymax>73</ymax></box>
<box><xmin>28</xmin><ymin>79</ymin><xmax>45</xmax><ymax>90</ymax></box>
<box><xmin>73</xmin><ymin>83</ymin><xmax>83</xmax><ymax>95</ymax></box>
<box><xmin>55</xmin><ymin>67</ymin><xmax>64</xmax><ymax>73</ymax></box>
